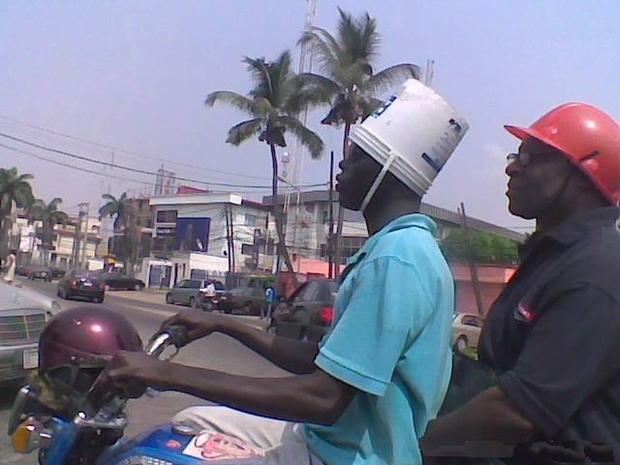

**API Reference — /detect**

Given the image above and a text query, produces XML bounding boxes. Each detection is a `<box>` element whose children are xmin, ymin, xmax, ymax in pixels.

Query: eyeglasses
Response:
<box><xmin>506</xmin><ymin>152</ymin><xmax>530</xmax><ymax>166</ymax></box>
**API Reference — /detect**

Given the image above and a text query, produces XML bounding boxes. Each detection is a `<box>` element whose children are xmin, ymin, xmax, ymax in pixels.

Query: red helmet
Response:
<box><xmin>505</xmin><ymin>102</ymin><xmax>620</xmax><ymax>204</ymax></box>
<box><xmin>39</xmin><ymin>306</ymin><xmax>143</xmax><ymax>396</ymax></box>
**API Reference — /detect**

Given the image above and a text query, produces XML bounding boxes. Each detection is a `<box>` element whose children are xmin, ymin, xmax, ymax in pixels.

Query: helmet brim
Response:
<box><xmin>504</xmin><ymin>124</ymin><xmax>566</xmax><ymax>154</ymax></box>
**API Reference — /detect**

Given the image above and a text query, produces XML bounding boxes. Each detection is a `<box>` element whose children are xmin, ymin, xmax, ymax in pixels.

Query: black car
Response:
<box><xmin>57</xmin><ymin>269</ymin><xmax>105</xmax><ymax>303</ymax></box>
<box><xmin>27</xmin><ymin>265</ymin><xmax>53</xmax><ymax>282</ymax></box>
<box><xmin>95</xmin><ymin>271</ymin><xmax>145</xmax><ymax>291</ymax></box>
<box><xmin>269</xmin><ymin>279</ymin><xmax>339</xmax><ymax>341</ymax></box>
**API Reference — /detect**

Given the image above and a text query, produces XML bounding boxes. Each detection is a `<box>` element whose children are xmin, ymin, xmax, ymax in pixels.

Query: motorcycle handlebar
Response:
<box><xmin>144</xmin><ymin>325</ymin><xmax>188</xmax><ymax>357</ymax></box>
<box><xmin>143</xmin><ymin>325</ymin><xmax>188</xmax><ymax>398</ymax></box>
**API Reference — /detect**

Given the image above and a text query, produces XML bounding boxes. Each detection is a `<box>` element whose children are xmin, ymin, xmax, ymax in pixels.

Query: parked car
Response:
<box><xmin>15</xmin><ymin>266</ymin><xmax>29</xmax><ymax>277</ymax></box>
<box><xmin>49</xmin><ymin>267</ymin><xmax>66</xmax><ymax>280</ymax></box>
<box><xmin>166</xmin><ymin>279</ymin><xmax>225</xmax><ymax>309</ymax></box>
<box><xmin>9</xmin><ymin>283</ymin><xmax>63</xmax><ymax>317</ymax></box>
<box><xmin>57</xmin><ymin>269</ymin><xmax>105</xmax><ymax>303</ymax></box>
<box><xmin>0</xmin><ymin>281</ymin><xmax>50</xmax><ymax>385</ymax></box>
<box><xmin>268</xmin><ymin>279</ymin><xmax>339</xmax><ymax>341</ymax></box>
<box><xmin>27</xmin><ymin>265</ymin><xmax>53</xmax><ymax>282</ymax></box>
<box><xmin>217</xmin><ymin>286</ymin><xmax>268</xmax><ymax>316</ymax></box>
<box><xmin>452</xmin><ymin>313</ymin><xmax>484</xmax><ymax>351</ymax></box>
<box><xmin>95</xmin><ymin>271</ymin><xmax>145</xmax><ymax>291</ymax></box>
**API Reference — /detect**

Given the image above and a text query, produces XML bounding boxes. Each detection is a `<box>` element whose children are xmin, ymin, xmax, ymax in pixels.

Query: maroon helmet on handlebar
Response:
<box><xmin>39</xmin><ymin>306</ymin><xmax>143</xmax><ymax>397</ymax></box>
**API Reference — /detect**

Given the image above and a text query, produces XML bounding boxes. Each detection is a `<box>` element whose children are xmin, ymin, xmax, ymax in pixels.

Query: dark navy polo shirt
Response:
<box><xmin>478</xmin><ymin>207</ymin><xmax>620</xmax><ymax>463</ymax></box>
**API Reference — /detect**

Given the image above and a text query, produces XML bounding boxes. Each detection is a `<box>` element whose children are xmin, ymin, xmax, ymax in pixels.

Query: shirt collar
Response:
<box><xmin>519</xmin><ymin>206</ymin><xmax>619</xmax><ymax>258</ymax></box>
<box><xmin>345</xmin><ymin>213</ymin><xmax>438</xmax><ymax>266</ymax></box>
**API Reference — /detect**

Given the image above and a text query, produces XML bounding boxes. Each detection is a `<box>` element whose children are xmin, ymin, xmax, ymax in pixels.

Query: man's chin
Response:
<box><xmin>338</xmin><ymin>198</ymin><xmax>362</xmax><ymax>211</ymax></box>
<box><xmin>508</xmin><ymin>203</ymin><xmax>536</xmax><ymax>220</ymax></box>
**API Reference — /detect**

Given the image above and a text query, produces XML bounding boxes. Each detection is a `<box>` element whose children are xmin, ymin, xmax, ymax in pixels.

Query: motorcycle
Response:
<box><xmin>8</xmin><ymin>324</ymin><xmax>266</xmax><ymax>465</ymax></box>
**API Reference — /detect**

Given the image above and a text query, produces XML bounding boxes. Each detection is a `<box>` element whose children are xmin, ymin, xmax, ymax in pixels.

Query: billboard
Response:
<box><xmin>175</xmin><ymin>217</ymin><xmax>211</xmax><ymax>252</ymax></box>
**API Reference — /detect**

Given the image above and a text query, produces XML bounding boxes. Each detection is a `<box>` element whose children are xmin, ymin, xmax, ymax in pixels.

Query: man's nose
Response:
<box><xmin>505</xmin><ymin>159</ymin><xmax>523</xmax><ymax>177</ymax></box>
<box><xmin>338</xmin><ymin>159</ymin><xmax>346</xmax><ymax>170</ymax></box>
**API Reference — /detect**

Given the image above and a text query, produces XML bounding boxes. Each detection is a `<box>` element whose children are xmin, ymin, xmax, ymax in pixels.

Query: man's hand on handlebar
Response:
<box><xmin>160</xmin><ymin>309</ymin><xmax>229</xmax><ymax>344</ymax></box>
<box><xmin>100</xmin><ymin>350</ymin><xmax>168</xmax><ymax>398</ymax></box>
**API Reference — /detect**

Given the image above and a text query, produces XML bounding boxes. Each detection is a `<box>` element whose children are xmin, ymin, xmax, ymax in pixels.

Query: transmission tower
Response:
<box><xmin>283</xmin><ymin>0</ymin><xmax>318</xmax><ymax>256</ymax></box>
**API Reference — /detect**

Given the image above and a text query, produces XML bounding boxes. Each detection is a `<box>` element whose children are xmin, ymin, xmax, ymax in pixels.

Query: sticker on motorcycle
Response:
<box><xmin>182</xmin><ymin>430</ymin><xmax>264</xmax><ymax>461</ymax></box>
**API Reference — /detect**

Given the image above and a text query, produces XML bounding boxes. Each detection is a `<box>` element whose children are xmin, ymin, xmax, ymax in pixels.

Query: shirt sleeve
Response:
<box><xmin>315</xmin><ymin>256</ymin><xmax>433</xmax><ymax>396</ymax></box>
<box><xmin>498</xmin><ymin>283</ymin><xmax>620</xmax><ymax>436</ymax></box>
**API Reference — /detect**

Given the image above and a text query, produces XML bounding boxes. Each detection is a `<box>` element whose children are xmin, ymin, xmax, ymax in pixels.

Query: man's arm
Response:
<box><xmin>105</xmin><ymin>351</ymin><xmax>356</xmax><ymax>425</ymax></box>
<box><xmin>420</xmin><ymin>386</ymin><xmax>535</xmax><ymax>458</ymax></box>
<box><xmin>218</xmin><ymin>318</ymin><xmax>319</xmax><ymax>375</ymax></box>
<box><xmin>161</xmin><ymin>311</ymin><xmax>320</xmax><ymax>374</ymax></box>
<box><xmin>422</xmin><ymin>283</ymin><xmax>620</xmax><ymax>458</ymax></box>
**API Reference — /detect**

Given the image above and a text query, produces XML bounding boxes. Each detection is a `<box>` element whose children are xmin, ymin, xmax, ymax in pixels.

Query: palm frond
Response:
<box><xmin>360</xmin><ymin>97</ymin><xmax>385</xmax><ymax>119</ymax></box>
<box><xmin>363</xmin><ymin>63</ymin><xmax>420</xmax><ymax>95</ymax></box>
<box><xmin>337</xmin><ymin>9</ymin><xmax>380</xmax><ymax>63</ymax></box>
<box><xmin>226</xmin><ymin>118</ymin><xmax>263</xmax><ymax>146</ymax></box>
<box><xmin>295</xmin><ymin>73</ymin><xmax>341</xmax><ymax>99</ymax></box>
<box><xmin>285</xmin><ymin>74</ymin><xmax>337</xmax><ymax>114</ymax></box>
<box><xmin>299</xmin><ymin>29</ymin><xmax>344</xmax><ymax>83</ymax></box>
<box><xmin>283</xmin><ymin>116</ymin><xmax>324</xmax><ymax>159</ymax></box>
<box><xmin>205</xmin><ymin>91</ymin><xmax>255</xmax><ymax>115</ymax></box>
<box><xmin>243</xmin><ymin>56</ymin><xmax>273</xmax><ymax>100</ymax></box>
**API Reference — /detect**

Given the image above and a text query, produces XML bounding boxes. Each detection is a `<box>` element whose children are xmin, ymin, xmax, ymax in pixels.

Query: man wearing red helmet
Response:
<box><xmin>421</xmin><ymin>103</ymin><xmax>620</xmax><ymax>464</ymax></box>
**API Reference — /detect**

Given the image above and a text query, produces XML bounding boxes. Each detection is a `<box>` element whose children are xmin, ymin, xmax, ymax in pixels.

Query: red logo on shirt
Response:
<box><xmin>516</xmin><ymin>302</ymin><xmax>537</xmax><ymax>323</ymax></box>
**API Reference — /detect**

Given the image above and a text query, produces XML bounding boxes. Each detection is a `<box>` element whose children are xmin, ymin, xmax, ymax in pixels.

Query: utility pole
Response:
<box><xmin>79</xmin><ymin>202</ymin><xmax>90</xmax><ymax>269</ymax></box>
<box><xmin>72</xmin><ymin>216</ymin><xmax>82</xmax><ymax>267</ymax></box>
<box><xmin>229</xmin><ymin>205</ymin><xmax>236</xmax><ymax>274</ymax></box>
<box><xmin>460</xmin><ymin>202</ymin><xmax>484</xmax><ymax>316</ymax></box>
<box><xmin>327</xmin><ymin>151</ymin><xmax>335</xmax><ymax>278</ymax></box>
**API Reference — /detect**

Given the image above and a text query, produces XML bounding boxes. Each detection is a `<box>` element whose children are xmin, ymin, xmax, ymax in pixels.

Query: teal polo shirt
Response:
<box><xmin>303</xmin><ymin>213</ymin><xmax>455</xmax><ymax>465</ymax></box>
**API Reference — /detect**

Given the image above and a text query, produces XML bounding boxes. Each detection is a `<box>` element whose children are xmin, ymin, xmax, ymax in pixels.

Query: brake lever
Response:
<box><xmin>144</xmin><ymin>326</ymin><xmax>187</xmax><ymax>398</ymax></box>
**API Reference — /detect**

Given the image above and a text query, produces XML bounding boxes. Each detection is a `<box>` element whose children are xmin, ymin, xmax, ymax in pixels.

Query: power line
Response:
<box><xmin>0</xmin><ymin>114</ymin><xmax>273</xmax><ymax>181</ymax></box>
<box><xmin>0</xmin><ymin>142</ymin><xmax>155</xmax><ymax>187</ymax></box>
<box><xmin>0</xmin><ymin>132</ymin><xmax>328</xmax><ymax>190</ymax></box>
<box><xmin>0</xmin><ymin>142</ymin><xmax>308</xmax><ymax>197</ymax></box>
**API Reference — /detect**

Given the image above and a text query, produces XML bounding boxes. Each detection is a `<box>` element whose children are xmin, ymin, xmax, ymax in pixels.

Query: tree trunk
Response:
<box><xmin>270</xmin><ymin>144</ymin><xmax>297</xmax><ymax>292</ymax></box>
<box><xmin>333</xmin><ymin>122</ymin><xmax>352</xmax><ymax>278</ymax></box>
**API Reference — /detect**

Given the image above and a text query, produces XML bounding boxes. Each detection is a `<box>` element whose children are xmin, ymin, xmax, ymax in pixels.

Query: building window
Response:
<box><xmin>340</xmin><ymin>236</ymin><xmax>367</xmax><ymax>263</ymax></box>
<box><xmin>156</xmin><ymin>210</ymin><xmax>177</xmax><ymax>223</ymax></box>
<box><xmin>241</xmin><ymin>243</ymin><xmax>255</xmax><ymax>256</ymax></box>
<box><xmin>245</xmin><ymin>213</ymin><xmax>258</xmax><ymax>227</ymax></box>
<box><xmin>266</xmin><ymin>238</ymin><xmax>275</xmax><ymax>255</ymax></box>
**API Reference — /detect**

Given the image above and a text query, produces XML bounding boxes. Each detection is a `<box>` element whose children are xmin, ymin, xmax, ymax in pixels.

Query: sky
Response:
<box><xmin>1</xmin><ymin>1</ymin><xmax>620</xmax><ymax>233</ymax></box>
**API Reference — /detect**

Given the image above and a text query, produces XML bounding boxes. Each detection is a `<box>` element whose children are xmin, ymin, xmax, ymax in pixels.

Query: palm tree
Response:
<box><xmin>0</xmin><ymin>167</ymin><xmax>34</xmax><ymax>258</ymax></box>
<box><xmin>205</xmin><ymin>50</ymin><xmax>325</xmax><ymax>283</ymax></box>
<box><xmin>27</xmin><ymin>198</ymin><xmax>69</xmax><ymax>264</ymax></box>
<box><xmin>99</xmin><ymin>192</ymin><xmax>134</xmax><ymax>273</ymax></box>
<box><xmin>298</xmin><ymin>8</ymin><xmax>420</xmax><ymax>276</ymax></box>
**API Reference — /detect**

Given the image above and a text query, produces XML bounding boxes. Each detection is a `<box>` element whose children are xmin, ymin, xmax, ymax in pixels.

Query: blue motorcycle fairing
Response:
<box><xmin>96</xmin><ymin>424</ymin><xmax>267</xmax><ymax>465</ymax></box>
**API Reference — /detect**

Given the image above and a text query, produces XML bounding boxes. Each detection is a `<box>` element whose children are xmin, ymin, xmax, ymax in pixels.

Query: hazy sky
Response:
<box><xmin>1</xmin><ymin>1</ymin><xmax>620</xmax><ymax>233</ymax></box>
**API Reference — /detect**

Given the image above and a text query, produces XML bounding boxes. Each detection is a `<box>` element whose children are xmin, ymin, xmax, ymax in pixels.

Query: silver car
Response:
<box><xmin>165</xmin><ymin>279</ymin><xmax>225</xmax><ymax>309</ymax></box>
<box><xmin>0</xmin><ymin>282</ymin><xmax>51</xmax><ymax>385</ymax></box>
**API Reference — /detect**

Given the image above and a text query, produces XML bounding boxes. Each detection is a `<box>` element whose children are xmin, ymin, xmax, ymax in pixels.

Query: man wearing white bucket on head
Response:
<box><xmin>102</xmin><ymin>79</ymin><xmax>469</xmax><ymax>465</ymax></box>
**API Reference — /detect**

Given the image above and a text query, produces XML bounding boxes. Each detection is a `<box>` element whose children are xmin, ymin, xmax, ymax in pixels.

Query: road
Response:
<box><xmin>0</xmin><ymin>280</ymin><xmax>289</xmax><ymax>464</ymax></box>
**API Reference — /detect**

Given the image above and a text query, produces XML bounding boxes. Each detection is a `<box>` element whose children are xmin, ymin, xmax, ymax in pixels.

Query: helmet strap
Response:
<box><xmin>359</xmin><ymin>152</ymin><xmax>398</xmax><ymax>212</ymax></box>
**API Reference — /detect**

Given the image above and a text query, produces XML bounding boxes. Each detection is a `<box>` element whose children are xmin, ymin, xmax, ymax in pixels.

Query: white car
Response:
<box><xmin>0</xmin><ymin>282</ymin><xmax>58</xmax><ymax>385</ymax></box>
<box><xmin>3</xmin><ymin>282</ymin><xmax>63</xmax><ymax>318</ymax></box>
<box><xmin>452</xmin><ymin>313</ymin><xmax>484</xmax><ymax>351</ymax></box>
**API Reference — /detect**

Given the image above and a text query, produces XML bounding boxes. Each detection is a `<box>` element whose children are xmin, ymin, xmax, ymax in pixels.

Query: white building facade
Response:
<box><xmin>144</xmin><ymin>193</ymin><xmax>279</xmax><ymax>287</ymax></box>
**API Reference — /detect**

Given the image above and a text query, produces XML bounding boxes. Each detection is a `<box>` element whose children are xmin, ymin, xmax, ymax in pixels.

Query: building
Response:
<box><xmin>11</xmin><ymin>213</ymin><xmax>102</xmax><ymax>268</ymax></box>
<box><xmin>142</xmin><ymin>192</ymin><xmax>279</xmax><ymax>287</ymax></box>
<box><xmin>263</xmin><ymin>190</ymin><xmax>526</xmax><ymax>264</ymax></box>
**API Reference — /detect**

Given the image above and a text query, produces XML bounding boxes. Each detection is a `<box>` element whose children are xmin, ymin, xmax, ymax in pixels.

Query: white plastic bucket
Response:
<box><xmin>349</xmin><ymin>79</ymin><xmax>469</xmax><ymax>208</ymax></box>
